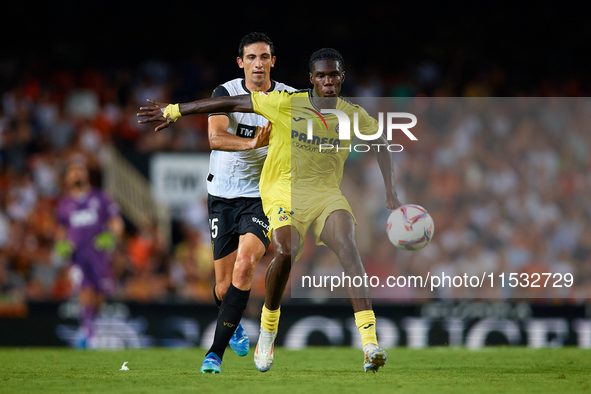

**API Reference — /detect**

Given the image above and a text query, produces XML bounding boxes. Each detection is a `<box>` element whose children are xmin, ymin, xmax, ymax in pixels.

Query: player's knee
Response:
<box><xmin>274</xmin><ymin>244</ymin><xmax>293</xmax><ymax>264</ymax></box>
<box><xmin>236</xmin><ymin>248</ymin><xmax>260</xmax><ymax>269</ymax></box>
<box><xmin>269</xmin><ymin>250</ymin><xmax>294</xmax><ymax>280</ymax></box>
<box><xmin>233</xmin><ymin>257</ymin><xmax>256</xmax><ymax>288</ymax></box>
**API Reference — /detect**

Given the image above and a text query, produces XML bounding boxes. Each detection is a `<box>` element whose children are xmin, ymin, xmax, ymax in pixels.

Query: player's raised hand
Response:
<box><xmin>137</xmin><ymin>99</ymin><xmax>170</xmax><ymax>132</ymax></box>
<box><xmin>250</xmin><ymin>121</ymin><xmax>272</xmax><ymax>149</ymax></box>
<box><xmin>385</xmin><ymin>192</ymin><xmax>403</xmax><ymax>211</ymax></box>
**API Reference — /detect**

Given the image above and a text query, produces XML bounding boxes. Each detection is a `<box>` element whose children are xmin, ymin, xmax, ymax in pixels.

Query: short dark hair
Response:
<box><xmin>309</xmin><ymin>48</ymin><xmax>345</xmax><ymax>72</ymax></box>
<box><xmin>238</xmin><ymin>32</ymin><xmax>275</xmax><ymax>58</ymax></box>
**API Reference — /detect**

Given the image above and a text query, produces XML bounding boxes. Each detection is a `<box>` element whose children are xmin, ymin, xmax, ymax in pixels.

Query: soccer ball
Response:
<box><xmin>386</xmin><ymin>204</ymin><xmax>434</xmax><ymax>251</ymax></box>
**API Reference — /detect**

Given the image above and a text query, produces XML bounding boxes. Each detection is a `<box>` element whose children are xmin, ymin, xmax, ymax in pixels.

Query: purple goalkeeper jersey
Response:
<box><xmin>56</xmin><ymin>189</ymin><xmax>119</xmax><ymax>292</ymax></box>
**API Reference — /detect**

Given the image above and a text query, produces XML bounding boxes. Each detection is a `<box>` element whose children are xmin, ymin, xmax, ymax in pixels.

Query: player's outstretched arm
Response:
<box><xmin>137</xmin><ymin>95</ymin><xmax>253</xmax><ymax>132</ymax></box>
<box><xmin>209</xmin><ymin>117</ymin><xmax>271</xmax><ymax>151</ymax></box>
<box><xmin>372</xmin><ymin>134</ymin><xmax>403</xmax><ymax>211</ymax></box>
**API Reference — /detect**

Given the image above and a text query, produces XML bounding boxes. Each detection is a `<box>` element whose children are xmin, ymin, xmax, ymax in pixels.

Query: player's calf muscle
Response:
<box><xmin>340</xmin><ymin>253</ymin><xmax>366</xmax><ymax>277</ymax></box>
<box><xmin>214</xmin><ymin>252</ymin><xmax>237</xmax><ymax>298</ymax></box>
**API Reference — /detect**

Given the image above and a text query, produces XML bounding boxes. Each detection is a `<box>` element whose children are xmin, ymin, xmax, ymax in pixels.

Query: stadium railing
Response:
<box><xmin>102</xmin><ymin>145</ymin><xmax>171</xmax><ymax>248</ymax></box>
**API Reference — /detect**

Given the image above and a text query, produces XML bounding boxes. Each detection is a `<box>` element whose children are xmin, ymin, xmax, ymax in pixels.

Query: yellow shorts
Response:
<box><xmin>265</xmin><ymin>193</ymin><xmax>356</xmax><ymax>261</ymax></box>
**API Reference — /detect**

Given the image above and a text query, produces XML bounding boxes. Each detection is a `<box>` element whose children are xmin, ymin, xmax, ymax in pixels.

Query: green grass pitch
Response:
<box><xmin>0</xmin><ymin>347</ymin><xmax>590</xmax><ymax>393</ymax></box>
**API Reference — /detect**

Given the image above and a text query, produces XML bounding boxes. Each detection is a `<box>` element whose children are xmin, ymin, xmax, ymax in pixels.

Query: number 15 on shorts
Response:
<box><xmin>209</xmin><ymin>218</ymin><xmax>218</xmax><ymax>239</ymax></box>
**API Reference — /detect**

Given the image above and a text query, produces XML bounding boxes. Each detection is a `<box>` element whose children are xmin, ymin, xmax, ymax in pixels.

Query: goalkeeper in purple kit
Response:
<box><xmin>54</xmin><ymin>159</ymin><xmax>124</xmax><ymax>348</ymax></box>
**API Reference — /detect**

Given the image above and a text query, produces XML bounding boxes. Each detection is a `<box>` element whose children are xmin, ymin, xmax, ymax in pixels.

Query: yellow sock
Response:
<box><xmin>261</xmin><ymin>305</ymin><xmax>281</xmax><ymax>333</ymax></box>
<box><xmin>355</xmin><ymin>310</ymin><xmax>378</xmax><ymax>348</ymax></box>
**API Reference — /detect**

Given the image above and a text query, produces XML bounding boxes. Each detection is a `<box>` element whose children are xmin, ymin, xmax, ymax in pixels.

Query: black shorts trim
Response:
<box><xmin>207</xmin><ymin>194</ymin><xmax>270</xmax><ymax>260</ymax></box>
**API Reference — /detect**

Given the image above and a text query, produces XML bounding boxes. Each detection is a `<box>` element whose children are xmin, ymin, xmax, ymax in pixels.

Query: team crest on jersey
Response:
<box><xmin>277</xmin><ymin>207</ymin><xmax>293</xmax><ymax>222</ymax></box>
<box><xmin>278</xmin><ymin>207</ymin><xmax>293</xmax><ymax>215</ymax></box>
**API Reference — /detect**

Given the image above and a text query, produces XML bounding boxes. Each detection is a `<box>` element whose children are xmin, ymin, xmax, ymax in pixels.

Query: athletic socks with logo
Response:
<box><xmin>354</xmin><ymin>310</ymin><xmax>378</xmax><ymax>348</ymax></box>
<box><xmin>208</xmin><ymin>283</ymin><xmax>250</xmax><ymax>360</ymax></box>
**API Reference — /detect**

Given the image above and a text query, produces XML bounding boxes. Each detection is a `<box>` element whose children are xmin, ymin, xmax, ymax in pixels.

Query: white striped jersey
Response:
<box><xmin>207</xmin><ymin>78</ymin><xmax>295</xmax><ymax>198</ymax></box>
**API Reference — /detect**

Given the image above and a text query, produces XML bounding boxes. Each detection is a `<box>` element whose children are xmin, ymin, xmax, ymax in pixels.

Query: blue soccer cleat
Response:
<box><xmin>74</xmin><ymin>333</ymin><xmax>88</xmax><ymax>349</ymax></box>
<box><xmin>200</xmin><ymin>352</ymin><xmax>222</xmax><ymax>374</ymax></box>
<box><xmin>229</xmin><ymin>322</ymin><xmax>249</xmax><ymax>356</ymax></box>
<box><xmin>74</xmin><ymin>328</ymin><xmax>91</xmax><ymax>349</ymax></box>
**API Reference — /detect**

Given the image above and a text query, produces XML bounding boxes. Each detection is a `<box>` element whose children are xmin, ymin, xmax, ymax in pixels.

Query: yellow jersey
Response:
<box><xmin>251</xmin><ymin>89</ymin><xmax>379</xmax><ymax>216</ymax></box>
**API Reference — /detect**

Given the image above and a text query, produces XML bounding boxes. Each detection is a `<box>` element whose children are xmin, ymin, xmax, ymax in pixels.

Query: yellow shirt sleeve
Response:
<box><xmin>250</xmin><ymin>90</ymin><xmax>285</xmax><ymax>122</ymax></box>
<box><xmin>356</xmin><ymin>107</ymin><xmax>380</xmax><ymax>136</ymax></box>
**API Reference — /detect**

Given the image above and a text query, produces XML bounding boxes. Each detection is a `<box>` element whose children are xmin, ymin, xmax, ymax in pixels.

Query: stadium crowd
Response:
<box><xmin>1</xmin><ymin>56</ymin><xmax>590</xmax><ymax>304</ymax></box>
<box><xmin>297</xmin><ymin>97</ymin><xmax>591</xmax><ymax>301</ymax></box>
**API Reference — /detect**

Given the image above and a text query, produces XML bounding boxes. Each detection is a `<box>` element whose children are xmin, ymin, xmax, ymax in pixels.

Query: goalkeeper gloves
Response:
<box><xmin>54</xmin><ymin>240</ymin><xmax>74</xmax><ymax>259</ymax></box>
<box><xmin>94</xmin><ymin>231</ymin><xmax>116</xmax><ymax>252</ymax></box>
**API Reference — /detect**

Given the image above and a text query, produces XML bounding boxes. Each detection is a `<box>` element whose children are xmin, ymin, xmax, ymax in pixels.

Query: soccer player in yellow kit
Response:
<box><xmin>138</xmin><ymin>48</ymin><xmax>402</xmax><ymax>373</ymax></box>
